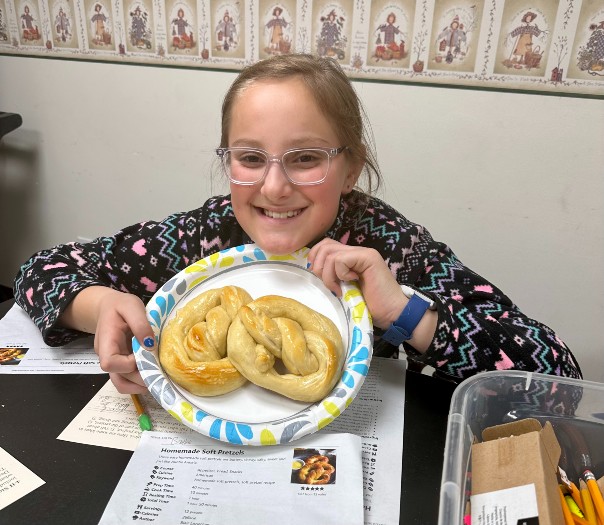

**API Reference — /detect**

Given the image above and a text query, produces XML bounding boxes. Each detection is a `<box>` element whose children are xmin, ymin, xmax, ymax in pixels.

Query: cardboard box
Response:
<box><xmin>471</xmin><ymin>418</ymin><xmax>563</xmax><ymax>524</ymax></box>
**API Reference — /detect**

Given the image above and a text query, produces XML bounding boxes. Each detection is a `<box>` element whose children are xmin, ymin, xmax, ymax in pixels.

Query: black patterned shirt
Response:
<box><xmin>13</xmin><ymin>191</ymin><xmax>582</xmax><ymax>381</ymax></box>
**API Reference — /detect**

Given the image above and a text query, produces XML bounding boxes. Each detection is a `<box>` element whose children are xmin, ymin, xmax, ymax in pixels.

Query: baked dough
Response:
<box><xmin>298</xmin><ymin>455</ymin><xmax>335</xmax><ymax>484</ymax></box>
<box><xmin>227</xmin><ymin>295</ymin><xmax>345</xmax><ymax>402</ymax></box>
<box><xmin>159</xmin><ymin>285</ymin><xmax>253</xmax><ymax>396</ymax></box>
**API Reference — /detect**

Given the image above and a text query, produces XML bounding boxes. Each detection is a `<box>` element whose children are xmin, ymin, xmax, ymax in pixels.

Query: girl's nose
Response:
<box><xmin>260</xmin><ymin>161</ymin><xmax>293</xmax><ymax>199</ymax></box>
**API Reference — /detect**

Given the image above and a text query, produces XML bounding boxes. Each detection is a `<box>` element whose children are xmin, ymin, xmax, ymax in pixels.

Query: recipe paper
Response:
<box><xmin>98</xmin><ymin>431</ymin><xmax>363</xmax><ymax>525</ymax></box>
<box><xmin>59</xmin><ymin>357</ymin><xmax>406</xmax><ymax>525</ymax></box>
<box><xmin>57</xmin><ymin>380</ymin><xmax>194</xmax><ymax>449</ymax></box>
<box><xmin>324</xmin><ymin>356</ymin><xmax>406</xmax><ymax>525</ymax></box>
<box><xmin>0</xmin><ymin>446</ymin><xmax>45</xmax><ymax>511</ymax></box>
<box><xmin>0</xmin><ymin>304</ymin><xmax>102</xmax><ymax>374</ymax></box>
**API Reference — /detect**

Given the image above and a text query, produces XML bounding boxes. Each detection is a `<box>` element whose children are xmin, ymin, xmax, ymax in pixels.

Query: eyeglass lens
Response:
<box><xmin>224</xmin><ymin>149</ymin><xmax>331</xmax><ymax>184</ymax></box>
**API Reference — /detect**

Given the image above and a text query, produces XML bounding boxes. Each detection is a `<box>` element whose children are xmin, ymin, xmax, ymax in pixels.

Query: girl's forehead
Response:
<box><xmin>227</xmin><ymin>78</ymin><xmax>339</xmax><ymax>146</ymax></box>
<box><xmin>233</xmin><ymin>79</ymin><xmax>313</xmax><ymax>110</ymax></box>
<box><xmin>233</xmin><ymin>77</ymin><xmax>316</xmax><ymax>108</ymax></box>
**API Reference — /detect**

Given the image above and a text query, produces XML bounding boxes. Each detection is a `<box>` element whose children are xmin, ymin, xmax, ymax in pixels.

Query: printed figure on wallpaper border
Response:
<box><xmin>0</xmin><ymin>6</ymin><xmax>8</xmax><ymax>41</ymax></box>
<box><xmin>90</xmin><ymin>2</ymin><xmax>112</xmax><ymax>46</ymax></box>
<box><xmin>495</xmin><ymin>1</ymin><xmax>557</xmax><ymax>77</ymax></box>
<box><xmin>211</xmin><ymin>2</ymin><xmax>244</xmax><ymax>59</ymax></box>
<box><xmin>577</xmin><ymin>19</ymin><xmax>604</xmax><ymax>76</ymax></box>
<box><xmin>429</xmin><ymin>1</ymin><xmax>482</xmax><ymax>72</ymax></box>
<box><xmin>128</xmin><ymin>3</ymin><xmax>152</xmax><ymax>50</ymax></box>
<box><xmin>367</xmin><ymin>1</ymin><xmax>415</xmax><ymax>69</ymax></box>
<box><xmin>264</xmin><ymin>5</ymin><xmax>291</xmax><ymax>55</ymax></box>
<box><xmin>315</xmin><ymin>4</ymin><xmax>349</xmax><ymax>60</ymax></box>
<box><xmin>54</xmin><ymin>7</ymin><xmax>70</xmax><ymax>41</ymax></box>
<box><xmin>170</xmin><ymin>5</ymin><xmax>195</xmax><ymax>51</ymax></box>
<box><xmin>436</xmin><ymin>14</ymin><xmax>466</xmax><ymax>63</ymax></box>
<box><xmin>20</xmin><ymin>4</ymin><xmax>40</xmax><ymax>41</ymax></box>
<box><xmin>374</xmin><ymin>12</ymin><xmax>406</xmax><ymax>61</ymax></box>
<box><xmin>503</xmin><ymin>10</ymin><xmax>547</xmax><ymax>69</ymax></box>
<box><xmin>215</xmin><ymin>8</ymin><xmax>237</xmax><ymax>51</ymax></box>
<box><xmin>50</xmin><ymin>0</ymin><xmax>78</xmax><ymax>48</ymax></box>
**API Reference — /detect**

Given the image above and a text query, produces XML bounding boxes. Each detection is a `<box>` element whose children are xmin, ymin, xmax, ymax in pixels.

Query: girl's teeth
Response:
<box><xmin>264</xmin><ymin>209</ymin><xmax>301</xmax><ymax>219</ymax></box>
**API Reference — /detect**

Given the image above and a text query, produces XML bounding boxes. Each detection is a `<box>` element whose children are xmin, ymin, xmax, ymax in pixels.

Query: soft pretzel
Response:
<box><xmin>227</xmin><ymin>295</ymin><xmax>345</xmax><ymax>402</ymax></box>
<box><xmin>298</xmin><ymin>456</ymin><xmax>335</xmax><ymax>484</ymax></box>
<box><xmin>159</xmin><ymin>286</ymin><xmax>253</xmax><ymax>396</ymax></box>
<box><xmin>306</xmin><ymin>454</ymin><xmax>329</xmax><ymax>464</ymax></box>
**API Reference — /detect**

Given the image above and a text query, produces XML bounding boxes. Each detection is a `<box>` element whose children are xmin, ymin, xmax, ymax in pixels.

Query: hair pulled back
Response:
<box><xmin>220</xmin><ymin>53</ymin><xmax>382</xmax><ymax>195</ymax></box>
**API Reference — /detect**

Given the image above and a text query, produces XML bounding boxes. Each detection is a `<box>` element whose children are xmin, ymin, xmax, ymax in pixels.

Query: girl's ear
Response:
<box><xmin>342</xmin><ymin>147</ymin><xmax>365</xmax><ymax>194</ymax></box>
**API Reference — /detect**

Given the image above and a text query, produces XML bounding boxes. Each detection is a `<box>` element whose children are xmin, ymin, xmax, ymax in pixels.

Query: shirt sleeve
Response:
<box><xmin>406</xmin><ymin>246</ymin><xmax>583</xmax><ymax>380</ymax></box>
<box><xmin>336</xmin><ymin>193</ymin><xmax>583</xmax><ymax>381</ymax></box>
<box><xmin>13</xmin><ymin>208</ymin><xmax>203</xmax><ymax>346</ymax></box>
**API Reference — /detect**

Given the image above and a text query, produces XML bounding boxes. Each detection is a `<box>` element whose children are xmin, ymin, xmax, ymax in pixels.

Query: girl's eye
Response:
<box><xmin>288</xmin><ymin>151</ymin><xmax>323</xmax><ymax>166</ymax></box>
<box><xmin>237</xmin><ymin>152</ymin><xmax>267</xmax><ymax>166</ymax></box>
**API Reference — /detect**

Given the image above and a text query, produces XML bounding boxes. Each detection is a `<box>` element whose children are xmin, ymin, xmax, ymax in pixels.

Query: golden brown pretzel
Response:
<box><xmin>159</xmin><ymin>286</ymin><xmax>253</xmax><ymax>396</ymax></box>
<box><xmin>226</xmin><ymin>295</ymin><xmax>345</xmax><ymax>402</ymax></box>
<box><xmin>298</xmin><ymin>457</ymin><xmax>335</xmax><ymax>484</ymax></box>
<box><xmin>0</xmin><ymin>348</ymin><xmax>22</xmax><ymax>362</ymax></box>
<box><xmin>306</xmin><ymin>454</ymin><xmax>329</xmax><ymax>464</ymax></box>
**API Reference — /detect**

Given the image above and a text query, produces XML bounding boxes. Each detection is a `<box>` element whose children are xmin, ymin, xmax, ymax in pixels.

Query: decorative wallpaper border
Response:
<box><xmin>1</xmin><ymin>0</ymin><xmax>603</xmax><ymax>97</ymax></box>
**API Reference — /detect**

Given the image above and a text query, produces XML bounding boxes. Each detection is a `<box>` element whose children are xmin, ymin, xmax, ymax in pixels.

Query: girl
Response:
<box><xmin>13</xmin><ymin>54</ymin><xmax>582</xmax><ymax>394</ymax></box>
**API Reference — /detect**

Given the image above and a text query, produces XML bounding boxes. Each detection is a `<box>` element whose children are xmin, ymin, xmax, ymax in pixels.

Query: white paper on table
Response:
<box><xmin>99</xmin><ymin>431</ymin><xmax>363</xmax><ymax>525</ymax></box>
<box><xmin>471</xmin><ymin>484</ymin><xmax>539</xmax><ymax>523</ymax></box>
<box><xmin>0</xmin><ymin>304</ymin><xmax>102</xmax><ymax>374</ymax></box>
<box><xmin>57</xmin><ymin>380</ymin><xmax>194</xmax><ymax>450</ymax></box>
<box><xmin>321</xmin><ymin>357</ymin><xmax>407</xmax><ymax>525</ymax></box>
<box><xmin>59</xmin><ymin>357</ymin><xmax>406</xmax><ymax>525</ymax></box>
<box><xmin>0</xmin><ymin>446</ymin><xmax>45</xmax><ymax>511</ymax></box>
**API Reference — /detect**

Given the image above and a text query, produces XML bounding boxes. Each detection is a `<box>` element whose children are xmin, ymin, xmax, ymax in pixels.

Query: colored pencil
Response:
<box><xmin>131</xmin><ymin>393</ymin><xmax>153</xmax><ymax>431</ymax></box>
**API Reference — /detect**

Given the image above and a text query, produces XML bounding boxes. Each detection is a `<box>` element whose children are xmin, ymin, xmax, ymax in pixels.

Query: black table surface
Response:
<box><xmin>0</xmin><ymin>302</ymin><xmax>457</xmax><ymax>524</ymax></box>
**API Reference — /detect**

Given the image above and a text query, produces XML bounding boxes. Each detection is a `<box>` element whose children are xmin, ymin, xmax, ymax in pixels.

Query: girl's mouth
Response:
<box><xmin>261</xmin><ymin>208</ymin><xmax>304</xmax><ymax>219</ymax></box>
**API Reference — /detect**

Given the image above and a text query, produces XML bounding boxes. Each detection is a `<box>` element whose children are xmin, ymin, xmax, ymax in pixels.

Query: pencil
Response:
<box><xmin>580</xmin><ymin>479</ymin><xmax>598</xmax><ymax>525</ymax></box>
<box><xmin>572</xmin><ymin>514</ymin><xmax>592</xmax><ymax>525</ymax></box>
<box><xmin>567</xmin><ymin>495</ymin><xmax>586</xmax><ymax>518</ymax></box>
<box><xmin>584</xmin><ymin>470</ymin><xmax>604</xmax><ymax>524</ymax></box>
<box><xmin>562</xmin><ymin>485</ymin><xmax>578</xmax><ymax>525</ymax></box>
<box><xmin>463</xmin><ymin>499</ymin><xmax>471</xmax><ymax>525</ymax></box>
<box><xmin>570</xmin><ymin>481</ymin><xmax>588</xmax><ymax>515</ymax></box>
<box><xmin>131</xmin><ymin>393</ymin><xmax>153</xmax><ymax>431</ymax></box>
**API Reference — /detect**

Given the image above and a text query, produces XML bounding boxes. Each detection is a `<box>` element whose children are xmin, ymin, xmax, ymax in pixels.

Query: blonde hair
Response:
<box><xmin>220</xmin><ymin>53</ymin><xmax>382</xmax><ymax>195</ymax></box>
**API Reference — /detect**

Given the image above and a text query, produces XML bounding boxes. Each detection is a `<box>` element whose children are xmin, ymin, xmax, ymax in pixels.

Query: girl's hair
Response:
<box><xmin>220</xmin><ymin>53</ymin><xmax>382</xmax><ymax>195</ymax></box>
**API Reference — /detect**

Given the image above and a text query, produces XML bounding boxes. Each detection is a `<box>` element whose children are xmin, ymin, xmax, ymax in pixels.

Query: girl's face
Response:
<box><xmin>228</xmin><ymin>78</ymin><xmax>361</xmax><ymax>255</ymax></box>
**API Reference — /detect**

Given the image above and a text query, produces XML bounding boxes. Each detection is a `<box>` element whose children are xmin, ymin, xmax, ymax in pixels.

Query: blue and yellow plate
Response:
<box><xmin>133</xmin><ymin>244</ymin><xmax>373</xmax><ymax>446</ymax></box>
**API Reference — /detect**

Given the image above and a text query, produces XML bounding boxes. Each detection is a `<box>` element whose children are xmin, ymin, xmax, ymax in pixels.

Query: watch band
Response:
<box><xmin>381</xmin><ymin>291</ymin><xmax>433</xmax><ymax>346</ymax></box>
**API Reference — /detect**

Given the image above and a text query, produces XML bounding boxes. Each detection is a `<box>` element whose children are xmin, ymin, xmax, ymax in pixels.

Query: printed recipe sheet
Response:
<box><xmin>0</xmin><ymin>305</ymin><xmax>101</xmax><ymax>373</ymax></box>
<box><xmin>99</xmin><ymin>432</ymin><xmax>363</xmax><ymax>525</ymax></box>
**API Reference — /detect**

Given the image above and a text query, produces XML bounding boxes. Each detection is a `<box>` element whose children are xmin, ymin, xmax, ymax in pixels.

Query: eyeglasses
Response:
<box><xmin>215</xmin><ymin>146</ymin><xmax>348</xmax><ymax>186</ymax></box>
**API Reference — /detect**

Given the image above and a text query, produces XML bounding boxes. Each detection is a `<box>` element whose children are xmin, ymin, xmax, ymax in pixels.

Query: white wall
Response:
<box><xmin>1</xmin><ymin>55</ymin><xmax>603</xmax><ymax>381</ymax></box>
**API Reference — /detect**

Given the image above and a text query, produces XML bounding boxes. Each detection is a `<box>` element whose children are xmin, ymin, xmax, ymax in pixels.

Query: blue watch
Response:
<box><xmin>381</xmin><ymin>285</ymin><xmax>436</xmax><ymax>346</ymax></box>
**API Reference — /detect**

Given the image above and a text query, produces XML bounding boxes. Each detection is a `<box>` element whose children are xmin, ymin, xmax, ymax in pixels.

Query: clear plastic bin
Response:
<box><xmin>438</xmin><ymin>370</ymin><xmax>604</xmax><ymax>524</ymax></box>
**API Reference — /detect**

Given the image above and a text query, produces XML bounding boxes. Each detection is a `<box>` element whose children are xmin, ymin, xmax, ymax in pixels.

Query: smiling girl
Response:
<box><xmin>13</xmin><ymin>54</ymin><xmax>582</xmax><ymax>393</ymax></box>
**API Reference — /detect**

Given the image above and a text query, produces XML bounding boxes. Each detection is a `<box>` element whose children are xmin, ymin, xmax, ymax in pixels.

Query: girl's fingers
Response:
<box><xmin>109</xmin><ymin>371</ymin><xmax>148</xmax><ymax>394</ymax></box>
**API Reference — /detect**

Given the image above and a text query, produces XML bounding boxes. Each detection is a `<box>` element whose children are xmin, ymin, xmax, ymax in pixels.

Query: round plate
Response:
<box><xmin>133</xmin><ymin>244</ymin><xmax>373</xmax><ymax>446</ymax></box>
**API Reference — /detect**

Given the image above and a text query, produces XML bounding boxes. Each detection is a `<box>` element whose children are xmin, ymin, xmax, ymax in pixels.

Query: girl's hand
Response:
<box><xmin>61</xmin><ymin>287</ymin><xmax>154</xmax><ymax>394</ymax></box>
<box><xmin>307</xmin><ymin>239</ymin><xmax>406</xmax><ymax>330</ymax></box>
<box><xmin>94</xmin><ymin>291</ymin><xmax>153</xmax><ymax>393</ymax></box>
